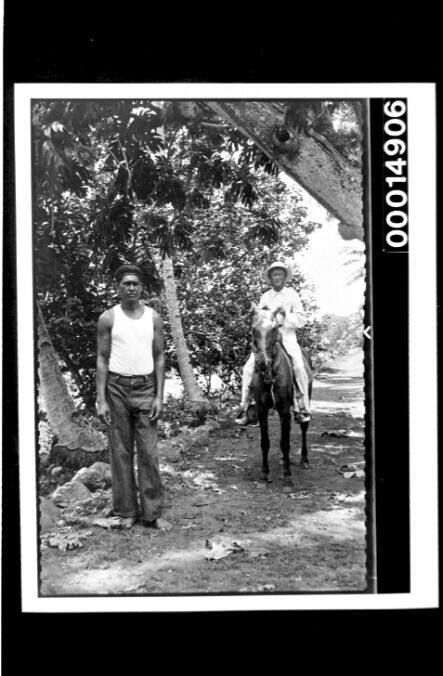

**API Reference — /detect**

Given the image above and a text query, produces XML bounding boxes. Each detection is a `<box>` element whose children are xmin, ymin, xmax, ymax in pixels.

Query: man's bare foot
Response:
<box><xmin>110</xmin><ymin>515</ymin><xmax>137</xmax><ymax>529</ymax></box>
<box><xmin>144</xmin><ymin>518</ymin><xmax>172</xmax><ymax>531</ymax></box>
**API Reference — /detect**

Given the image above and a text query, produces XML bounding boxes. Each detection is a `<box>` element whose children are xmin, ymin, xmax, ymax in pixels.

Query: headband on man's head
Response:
<box><xmin>114</xmin><ymin>264</ymin><xmax>144</xmax><ymax>285</ymax></box>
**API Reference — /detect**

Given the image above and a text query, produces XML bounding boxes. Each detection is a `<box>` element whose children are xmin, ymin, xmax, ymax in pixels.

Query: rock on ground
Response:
<box><xmin>40</xmin><ymin>497</ymin><xmax>62</xmax><ymax>533</ymax></box>
<box><xmin>52</xmin><ymin>480</ymin><xmax>92</xmax><ymax>507</ymax></box>
<box><xmin>73</xmin><ymin>462</ymin><xmax>112</xmax><ymax>490</ymax></box>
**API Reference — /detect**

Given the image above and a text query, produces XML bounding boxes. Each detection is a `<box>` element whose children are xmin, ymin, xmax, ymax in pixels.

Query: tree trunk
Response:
<box><xmin>161</xmin><ymin>254</ymin><xmax>213</xmax><ymax>419</ymax></box>
<box><xmin>207</xmin><ymin>101</ymin><xmax>363</xmax><ymax>242</ymax></box>
<box><xmin>37</xmin><ymin>302</ymin><xmax>108</xmax><ymax>469</ymax></box>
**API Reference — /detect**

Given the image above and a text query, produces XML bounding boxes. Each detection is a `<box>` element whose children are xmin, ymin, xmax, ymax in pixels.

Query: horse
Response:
<box><xmin>251</xmin><ymin>307</ymin><xmax>313</xmax><ymax>482</ymax></box>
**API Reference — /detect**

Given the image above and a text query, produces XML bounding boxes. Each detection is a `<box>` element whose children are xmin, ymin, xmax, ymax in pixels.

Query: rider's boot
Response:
<box><xmin>293</xmin><ymin>394</ymin><xmax>311</xmax><ymax>423</ymax></box>
<box><xmin>235</xmin><ymin>408</ymin><xmax>249</xmax><ymax>426</ymax></box>
<box><xmin>294</xmin><ymin>410</ymin><xmax>311</xmax><ymax>423</ymax></box>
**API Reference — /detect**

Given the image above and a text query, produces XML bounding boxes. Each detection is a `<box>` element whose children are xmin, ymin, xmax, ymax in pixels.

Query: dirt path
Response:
<box><xmin>40</xmin><ymin>349</ymin><xmax>367</xmax><ymax>595</ymax></box>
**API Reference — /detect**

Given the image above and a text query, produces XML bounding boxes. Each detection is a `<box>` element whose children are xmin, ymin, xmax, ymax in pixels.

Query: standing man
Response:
<box><xmin>236</xmin><ymin>261</ymin><xmax>311</xmax><ymax>426</ymax></box>
<box><xmin>96</xmin><ymin>264</ymin><xmax>170</xmax><ymax>530</ymax></box>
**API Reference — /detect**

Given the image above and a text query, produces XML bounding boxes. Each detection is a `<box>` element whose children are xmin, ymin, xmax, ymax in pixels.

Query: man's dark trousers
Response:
<box><xmin>106</xmin><ymin>372</ymin><xmax>163</xmax><ymax>522</ymax></box>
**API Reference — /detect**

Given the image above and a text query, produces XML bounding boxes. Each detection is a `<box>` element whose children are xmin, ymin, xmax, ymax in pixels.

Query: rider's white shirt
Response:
<box><xmin>258</xmin><ymin>287</ymin><xmax>306</xmax><ymax>332</ymax></box>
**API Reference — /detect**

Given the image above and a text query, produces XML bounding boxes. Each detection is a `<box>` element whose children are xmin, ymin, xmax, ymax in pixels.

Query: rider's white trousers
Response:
<box><xmin>240</xmin><ymin>333</ymin><xmax>311</xmax><ymax>413</ymax></box>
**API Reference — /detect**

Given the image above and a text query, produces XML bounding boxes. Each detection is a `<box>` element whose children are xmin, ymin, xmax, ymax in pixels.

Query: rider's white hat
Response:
<box><xmin>263</xmin><ymin>261</ymin><xmax>292</xmax><ymax>284</ymax></box>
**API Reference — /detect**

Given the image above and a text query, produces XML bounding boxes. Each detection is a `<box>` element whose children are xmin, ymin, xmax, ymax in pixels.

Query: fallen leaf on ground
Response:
<box><xmin>321</xmin><ymin>429</ymin><xmax>360</xmax><ymax>438</ymax></box>
<box><xmin>342</xmin><ymin>470</ymin><xmax>365</xmax><ymax>479</ymax></box>
<box><xmin>91</xmin><ymin>517</ymin><xmax>120</xmax><ymax>529</ymax></box>
<box><xmin>256</xmin><ymin>584</ymin><xmax>276</xmax><ymax>592</ymax></box>
<box><xmin>205</xmin><ymin>539</ymin><xmax>245</xmax><ymax>561</ymax></box>
<box><xmin>43</xmin><ymin>530</ymin><xmax>92</xmax><ymax>552</ymax></box>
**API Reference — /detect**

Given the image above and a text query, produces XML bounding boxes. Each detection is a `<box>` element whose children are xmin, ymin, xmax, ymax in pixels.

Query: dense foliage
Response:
<box><xmin>33</xmin><ymin>100</ymin><xmax>360</xmax><ymax>410</ymax></box>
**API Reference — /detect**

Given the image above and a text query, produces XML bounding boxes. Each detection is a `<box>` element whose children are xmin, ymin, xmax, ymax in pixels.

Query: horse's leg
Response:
<box><xmin>258</xmin><ymin>406</ymin><xmax>270</xmax><ymax>480</ymax></box>
<box><xmin>280</xmin><ymin>409</ymin><xmax>292</xmax><ymax>481</ymax></box>
<box><xmin>300</xmin><ymin>420</ymin><xmax>310</xmax><ymax>469</ymax></box>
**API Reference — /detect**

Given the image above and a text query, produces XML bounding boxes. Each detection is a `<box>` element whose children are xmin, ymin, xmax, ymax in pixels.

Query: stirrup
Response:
<box><xmin>234</xmin><ymin>404</ymin><xmax>258</xmax><ymax>427</ymax></box>
<box><xmin>294</xmin><ymin>410</ymin><xmax>311</xmax><ymax>423</ymax></box>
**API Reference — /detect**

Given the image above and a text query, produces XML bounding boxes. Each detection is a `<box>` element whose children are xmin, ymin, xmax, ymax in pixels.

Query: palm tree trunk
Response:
<box><xmin>37</xmin><ymin>302</ymin><xmax>108</xmax><ymax>469</ymax></box>
<box><xmin>207</xmin><ymin>101</ymin><xmax>363</xmax><ymax>242</ymax></box>
<box><xmin>161</xmin><ymin>254</ymin><xmax>212</xmax><ymax>419</ymax></box>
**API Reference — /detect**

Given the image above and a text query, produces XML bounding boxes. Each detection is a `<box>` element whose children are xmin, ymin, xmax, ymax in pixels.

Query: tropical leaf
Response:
<box><xmin>189</xmin><ymin>188</ymin><xmax>210</xmax><ymax>209</ymax></box>
<box><xmin>132</xmin><ymin>157</ymin><xmax>157</xmax><ymax>201</ymax></box>
<box><xmin>155</xmin><ymin>176</ymin><xmax>186</xmax><ymax>210</ymax></box>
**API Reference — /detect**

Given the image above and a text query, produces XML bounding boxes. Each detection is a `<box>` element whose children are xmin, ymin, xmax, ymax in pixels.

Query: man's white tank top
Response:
<box><xmin>109</xmin><ymin>304</ymin><xmax>154</xmax><ymax>375</ymax></box>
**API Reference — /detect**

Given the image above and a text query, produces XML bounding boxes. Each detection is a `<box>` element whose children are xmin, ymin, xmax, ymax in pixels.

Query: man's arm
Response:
<box><xmin>150</xmin><ymin>310</ymin><xmax>165</xmax><ymax>421</ymax></box>
<box><xmin>285</xmin><ymin>289</ymin><xmax>307</xmax><ymax>329</ymax></box>
<box><xmin>96</xmin><ymin>310</ymin><xmax>113</xmax><ymax>424</ymax></box>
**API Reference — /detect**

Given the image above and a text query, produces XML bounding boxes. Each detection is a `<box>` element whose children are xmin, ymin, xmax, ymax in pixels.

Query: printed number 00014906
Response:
<box><xmin>383</xmin><ymin>100</ymin><xmax>408</xmax><ymax>249</ymax></box>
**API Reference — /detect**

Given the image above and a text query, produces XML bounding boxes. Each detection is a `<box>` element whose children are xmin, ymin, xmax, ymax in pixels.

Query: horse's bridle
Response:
<box><xmin>254</xmin><ymin>333</ymin><xmax>282</xmax><ymax>385</ymax></box>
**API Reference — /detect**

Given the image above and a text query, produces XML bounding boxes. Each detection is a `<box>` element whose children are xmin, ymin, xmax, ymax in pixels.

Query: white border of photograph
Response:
<box><xmin>14</xmin><ymin>82</ymin><xmax>438</xmax><ymax>612</ymax></box>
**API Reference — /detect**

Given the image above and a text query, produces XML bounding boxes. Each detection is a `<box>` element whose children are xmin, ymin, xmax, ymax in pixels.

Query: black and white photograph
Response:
<box><xmin>12</xmin><ymin>83</ymin><xmax>438</xmax><ymax>612</ymax></box>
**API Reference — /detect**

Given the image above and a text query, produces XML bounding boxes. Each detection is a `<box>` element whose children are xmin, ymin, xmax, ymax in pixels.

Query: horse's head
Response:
<box><xmin>251</xmin><ymin>307</ymin><xmax>282</xmax><ymax>379</ymax></box>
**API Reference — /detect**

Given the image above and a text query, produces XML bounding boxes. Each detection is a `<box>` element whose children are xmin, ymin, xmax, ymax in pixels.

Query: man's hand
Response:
<box><xmin>274</xmin><ymin>306</ymin><xmax>286</xmax><ymax>325</ymax></box>
<box><xmin>150</xmin><ymin>396</ymin><xmax>163</xmax><ymax>421</ymax></box>
<box><xmin>96</xmin><ymin>400</ymin><xmax>111</xmax><ymax>425</ymax></box>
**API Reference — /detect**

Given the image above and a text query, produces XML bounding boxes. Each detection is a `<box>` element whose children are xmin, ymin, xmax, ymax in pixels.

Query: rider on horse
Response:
<box><xmin>235</xmin><ymin>261</ymin><xmax>311</xmax><ymax>426</ymax></box>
